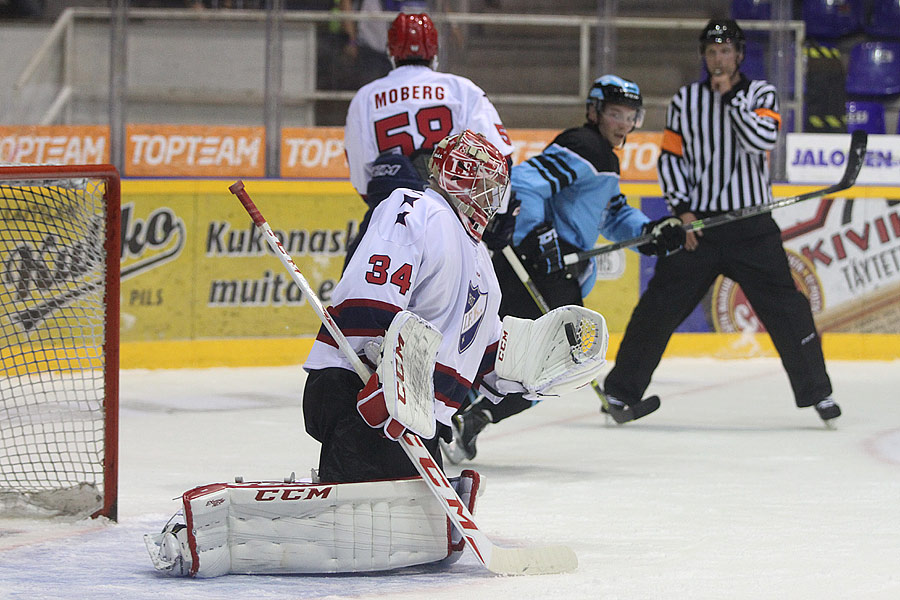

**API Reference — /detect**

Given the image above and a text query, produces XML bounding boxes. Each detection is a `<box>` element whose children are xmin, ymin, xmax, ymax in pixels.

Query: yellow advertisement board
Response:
<box><xmin>118</xmin><ymin>180</ymin><xmax>646</xmax><ymax>343</ymax></box>
<box><xmin>112</xmin><ymin>180</ymin><xmax>900</xmax><ymax>367</ymax></box>
<box><xmin>119</xmin><ymin>180</ymin><xmax>365</xmax><ymax>343</ymax></box>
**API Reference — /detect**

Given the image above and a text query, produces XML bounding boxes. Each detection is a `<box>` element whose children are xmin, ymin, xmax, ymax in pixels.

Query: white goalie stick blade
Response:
<box><xmin>400</xmin><ymin>434</ymin><xmax>578</xmax><ymax>575</ymax></box>
<box><xmin>379</xmin><ymin>311</ymin><xmax>441</xmax><ymax>439</ymax></box>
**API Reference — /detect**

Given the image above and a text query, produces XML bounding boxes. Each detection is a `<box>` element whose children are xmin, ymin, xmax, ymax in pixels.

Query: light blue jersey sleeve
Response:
<box><xmin>510</xmin><ymin>129</ymin><xmax>650</xmax><ymax>297</ymax></box>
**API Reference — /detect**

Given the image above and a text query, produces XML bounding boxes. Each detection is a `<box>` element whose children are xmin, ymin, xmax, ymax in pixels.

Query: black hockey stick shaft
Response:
<box><xmin>563</xmin><ymin>130</ymin><xmax>868</xmax><ymax>266</ymax></box>
<box><xmin>500</xmin><ymin>246</ymin><xmax>551</xmax><ymax>313</ymax></box>
<box><xmin>499</xmin><ymin>245</ymin><xmax>610</xmax><ymax>407</ymax></box>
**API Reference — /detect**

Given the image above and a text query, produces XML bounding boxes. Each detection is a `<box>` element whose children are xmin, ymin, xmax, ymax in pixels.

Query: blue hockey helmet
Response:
<box><xmin>586</xmin><ymin>75</ymin><xmax>644</xmax><ymax>128</ymax></box>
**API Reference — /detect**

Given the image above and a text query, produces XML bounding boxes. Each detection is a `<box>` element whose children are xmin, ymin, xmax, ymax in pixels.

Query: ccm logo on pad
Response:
<box><xmin>497</xmin><ymin>330</ymin><xmax>509</xmax><ymax>361</ymax></box>
<box><xmin>254</xmin><ymin>487</ymin><xmax>334</xmax><ymax>502</ymax></box>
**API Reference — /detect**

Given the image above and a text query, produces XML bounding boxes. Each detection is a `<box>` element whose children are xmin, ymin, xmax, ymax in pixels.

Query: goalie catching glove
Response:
<box><xmin>356</xmin><ymin>310</ymin><xmax>443</xmax><ymax>440</ymax></box>
<box><xmin>495</xmin><ymin>305</ymin><xmax>609</xmax><ymax>397</ymax></box>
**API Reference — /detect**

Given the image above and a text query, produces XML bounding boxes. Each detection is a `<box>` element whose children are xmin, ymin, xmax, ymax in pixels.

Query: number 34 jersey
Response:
<box><xmin>303</xmin><ymin>187</ymin><xmax>503</xmax><ymax>426</ymax></box>
<box><xmin>344</xmin><ymin>64</ymin><xmax>514</xmax><ymax>197</ymax></box>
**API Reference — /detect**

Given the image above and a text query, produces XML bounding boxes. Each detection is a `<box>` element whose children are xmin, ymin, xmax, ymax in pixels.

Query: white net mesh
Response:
<box><xmin>0</xmin><ymin>172</ymin><xmax>113</xmax><ymax>519</ymax></box>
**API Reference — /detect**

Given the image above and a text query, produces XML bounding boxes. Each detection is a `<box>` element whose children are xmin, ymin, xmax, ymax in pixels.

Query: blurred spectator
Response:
<box><xmin>336</xmin><ymin>1</ymin><xmax>436</xmax><ymax>89</ymax></box>
<box><xmin>0</xmin><ymin>0</ymin><xmax>44</xmax><ymax>18</ymax></box>
<box><xmin>338</xmin><ymin>0</ymin><xmax>392</xmax><ymax>88</ymax></box>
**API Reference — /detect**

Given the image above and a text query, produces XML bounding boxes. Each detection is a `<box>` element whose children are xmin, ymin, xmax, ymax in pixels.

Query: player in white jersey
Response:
<box><xmin>344</xmin><ymin>13</ymin><xmax>513</xmax><ymax>203</ymax></box>
<box><xmin>342</xmin><ymin>13</ymin><xmax>519</xmax><ymax>268</ymax></box>
<box><xmin>143</xmin><ymin>132</ymin><xmax>608</xmax><ymax>577</ymax></box>
<box><xmin>303</xmin><ymin>130</ymin><xmax>607</xmax><ymax>484</ymax></box>
<box><xmin>305</xmin><ymin>130</ymin><xmax>508</xmax><ymax>483</ymax></box>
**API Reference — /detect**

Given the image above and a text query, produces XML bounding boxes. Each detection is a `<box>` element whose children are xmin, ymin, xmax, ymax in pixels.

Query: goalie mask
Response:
<box><xmin>428</xmin><ymin>130</ymin><xmax>510</xmax><ymax>243</ymax></box>
<box><xmin>388</xmin><ymin>13</ymin><xmax>439</xmax><ymax>69</ymax></box>
<box><xmin>586</xmin><ymin>75</ymin><xmax>645</xmax><ymax>130</ymax></box>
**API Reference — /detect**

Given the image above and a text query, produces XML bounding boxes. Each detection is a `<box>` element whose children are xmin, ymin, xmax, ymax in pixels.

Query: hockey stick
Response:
<box><xmin>500</xmin><ymin>246</ymin><xmax>609</xmax><ymax>404</ymax></box>
<box><xmin>229</xmin><ymin>181</ymin><xmax>577</xmax><ymax>576</ymax></box>
<box><xmin>500</xmin><ymin>246</ymin><xmax>551</xmax><ymax>313</ymax></box>
<box><xmin>562</xmin><ymin>129</ymin><xmax>868</xmax><ymax>266</ymax></box>
<box><xmin>498</xmin><ymin>246</ymin><xmax>661</xmax><ymax>423</ymax></box>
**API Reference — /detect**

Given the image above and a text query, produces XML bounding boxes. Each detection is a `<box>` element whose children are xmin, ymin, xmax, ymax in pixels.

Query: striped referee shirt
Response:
<box><xmin>657</xmin><ymin>73</ymin><xmax>781</xmax><ymax>215</ymax></box>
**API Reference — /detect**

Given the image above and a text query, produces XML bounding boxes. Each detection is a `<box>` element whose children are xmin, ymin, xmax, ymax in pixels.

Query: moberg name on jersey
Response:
<box><xmin>374</xmin><ymin>85</ymin><xmax>447</xmax><ymax>110</ymax></box>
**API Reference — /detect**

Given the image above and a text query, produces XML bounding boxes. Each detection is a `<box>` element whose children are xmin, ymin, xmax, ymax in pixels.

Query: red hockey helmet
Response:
<box><xmin>388</xmin><ymin>13</ymin><xmax>438</xmax><ymax>65</ymax></box>
<box><xmin>428</xmin><ymin>130</ymin><xmax>510</xmax><ymax>242</ymax></box>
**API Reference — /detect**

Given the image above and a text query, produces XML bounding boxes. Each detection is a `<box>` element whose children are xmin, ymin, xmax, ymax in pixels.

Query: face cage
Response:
<box><xmin>450</xmin><ymin>170</ymin><xmax>508</xmax><ymax>233</ymax></box>
<box><xmin>437</xmin><ymin>162</ymin><xmax>508</xmax><ymax>241</ymax></box>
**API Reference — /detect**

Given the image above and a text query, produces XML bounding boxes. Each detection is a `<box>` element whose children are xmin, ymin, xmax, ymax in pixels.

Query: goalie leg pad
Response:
<box><xmin>144</xmin><ymin>473</ymin><xmax>481</xmax><ymax>577</ymax></box>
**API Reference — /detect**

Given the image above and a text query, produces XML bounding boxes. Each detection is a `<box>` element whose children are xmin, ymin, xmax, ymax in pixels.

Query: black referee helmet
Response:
<box><xmin>699</xmin><ymin>19</ymin><xmax>746</xmax><ymax>54</ymax></box>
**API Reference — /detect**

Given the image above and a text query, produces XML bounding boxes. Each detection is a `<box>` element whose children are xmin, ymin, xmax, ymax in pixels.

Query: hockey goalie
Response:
<box><xmin>145</xmin><ymin>130</ymin><xmax>608</xmax><ymax>577</ymax></box>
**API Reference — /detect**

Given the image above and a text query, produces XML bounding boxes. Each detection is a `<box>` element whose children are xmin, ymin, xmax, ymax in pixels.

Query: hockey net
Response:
<box><xmin>0</xmin><ymin>164</ymin><xmax>120</xmax><ymax>521</ymax></box>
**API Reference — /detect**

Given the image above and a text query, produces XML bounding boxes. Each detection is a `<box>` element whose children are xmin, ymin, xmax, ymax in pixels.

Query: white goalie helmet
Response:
<box><xmin>428</xmin><ymin>130</ymin><xmax>510</xmax><ymax>242</ymax></box>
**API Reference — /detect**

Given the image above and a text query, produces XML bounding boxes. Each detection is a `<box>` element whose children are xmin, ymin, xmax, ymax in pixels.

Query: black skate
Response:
<box><xmin>814</xmin><ymin>397</ymin><xmax>841</xmax><ymax>428</ymax></box>
<box><xmin>440</xmin><ymin>405</ymin><xmax>492</xmax><ymax>464</ymax></box>
<box><xmin>599</xmin><ymin>392</ymin><xmax>660</xmax><ymax>424</ymax></box>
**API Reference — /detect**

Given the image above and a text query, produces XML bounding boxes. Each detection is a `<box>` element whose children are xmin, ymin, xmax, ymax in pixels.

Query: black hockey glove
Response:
<box><xmin>518</xmin><ymin>222</ymin><xmax>565</xmax><ymax>274</ymax></box>
<box><xmin>637</xmin><ymin>216</ymin><xmax>686</xmax><ymax>256</ymax></box>
<box><xmin>482</xmin><ymin>193</ymin><xmax>521</xmax><ymax>251</ymax></box>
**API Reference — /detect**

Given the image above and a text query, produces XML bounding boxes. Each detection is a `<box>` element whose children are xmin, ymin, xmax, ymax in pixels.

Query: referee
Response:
<box><xmin>602</xmin><ymin>19</ymin><xmax>841</xmax><ymax>425</ymax></box>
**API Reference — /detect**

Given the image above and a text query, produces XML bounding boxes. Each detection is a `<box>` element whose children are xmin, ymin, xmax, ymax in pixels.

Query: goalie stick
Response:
<box><xmin>562</xmin><ymin>129</ymin><xmax>868</xmax><ymax>266</ymax></box>
<box><xmin>228</xmin><ymin>181</ymin><xmax>577</xmax><ymax>576</ymax></box>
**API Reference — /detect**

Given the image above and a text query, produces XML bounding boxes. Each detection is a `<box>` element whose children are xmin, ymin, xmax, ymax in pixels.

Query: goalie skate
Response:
<box><xmin>144</xmin><ymin>518</ymin><xmax>191</xmax><ymax>576</ymax></box>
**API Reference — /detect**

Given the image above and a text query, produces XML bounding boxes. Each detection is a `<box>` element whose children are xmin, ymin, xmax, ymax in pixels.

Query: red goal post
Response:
<box><xmin>0</xmin><ymin>164</ymin><xmax>120</xmax><ymax>521</ymax></box>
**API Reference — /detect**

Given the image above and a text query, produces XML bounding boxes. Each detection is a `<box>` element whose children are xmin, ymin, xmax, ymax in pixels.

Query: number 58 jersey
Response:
<box><xmin>303</xmin><ymin>187</ymin><xmax>503</xmax><ymax>425</ymax></box>
<box><xmin>344</xmin><ymin>64</ymin><xmax>513</xmax><ymax>197</ymax></box>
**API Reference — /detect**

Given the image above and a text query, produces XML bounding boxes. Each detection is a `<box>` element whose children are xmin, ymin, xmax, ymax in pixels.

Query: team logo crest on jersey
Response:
<box><xmin>459</xmin><ymin>281</ymin><xmax>488</xmax><ymax>353</ymax></box>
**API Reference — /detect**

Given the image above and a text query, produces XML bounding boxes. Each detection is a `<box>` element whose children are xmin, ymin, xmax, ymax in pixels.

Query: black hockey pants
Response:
<box><xmin>604</xmin><ymin>213</ymin><xmax>832</xmax><ymax>408</ymax></box>
<box><xmin>303</xmin><ymin>367</ymin><xmax>446</xmax><ymax>483</ymax></box>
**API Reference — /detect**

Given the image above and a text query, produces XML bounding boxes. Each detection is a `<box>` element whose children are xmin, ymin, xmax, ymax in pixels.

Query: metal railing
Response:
<box><xmin>9</xmin><ymin>7</ymin><xmax>805</xmax><ymax>176</ymax></box>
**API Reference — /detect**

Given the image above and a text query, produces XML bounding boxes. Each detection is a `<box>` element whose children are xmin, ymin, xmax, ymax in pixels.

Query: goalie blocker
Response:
<box><xmin>145</xmin><ymin>471</ymin><xmax>481</xmax><ymax>577</ymax></box>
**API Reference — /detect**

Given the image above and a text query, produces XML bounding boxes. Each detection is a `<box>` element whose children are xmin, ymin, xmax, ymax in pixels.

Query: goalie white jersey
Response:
<box><xmin>304</xmin><ymin>186</ymin><xmax>503</xmax><ymax>425</ymax></box>
<box><xmin>344</xmin><ymin>65</ymin><xmax>514</xmax><ymax>197</ymax></box>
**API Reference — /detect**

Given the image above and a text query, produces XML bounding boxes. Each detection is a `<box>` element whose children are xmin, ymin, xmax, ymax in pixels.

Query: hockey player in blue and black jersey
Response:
<box><xmin>442</xmin><ymin>76</ymin><xmax>686</xmax><ymax>464</ymax></box>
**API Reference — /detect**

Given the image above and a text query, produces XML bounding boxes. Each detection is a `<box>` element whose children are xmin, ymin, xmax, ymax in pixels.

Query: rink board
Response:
<box><xmin>118</xmin><ymin>332</ymin><xmax>900</xmax><ymax>369</ymax></box>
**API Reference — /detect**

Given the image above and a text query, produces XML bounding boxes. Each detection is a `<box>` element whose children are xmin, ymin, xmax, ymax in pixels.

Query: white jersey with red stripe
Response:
<box><xmin>344</xmin><ymin>65</ymin><xmax>514</xmax><ymax>197</ymax></box>
<box><xmin>303</xmin><ymin>186</ymin><xmax>503</xmax><ymax>425</ymax></box>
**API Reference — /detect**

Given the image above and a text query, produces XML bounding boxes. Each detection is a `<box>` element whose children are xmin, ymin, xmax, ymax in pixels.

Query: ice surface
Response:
<box><xmin>2</xmin><ymin>358</ymin><xmax>899</xmax><ymax>599</ymax></box>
